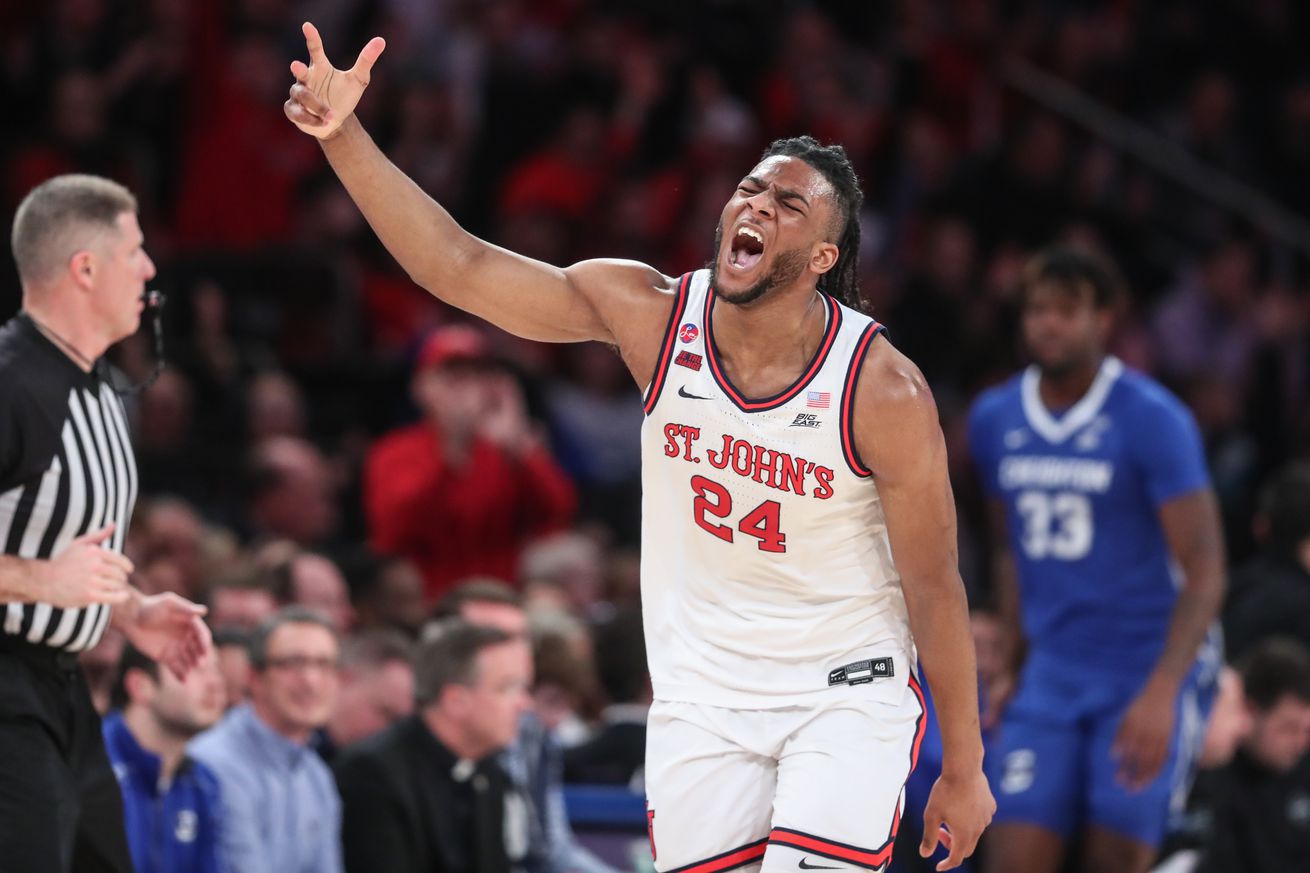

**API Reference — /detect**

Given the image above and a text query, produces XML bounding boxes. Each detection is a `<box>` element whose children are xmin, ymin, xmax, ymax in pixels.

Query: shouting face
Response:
<box><xmin>709</xmin><ymin>156</ymin><xmax>841</xmax><ymax>306</ymax></box>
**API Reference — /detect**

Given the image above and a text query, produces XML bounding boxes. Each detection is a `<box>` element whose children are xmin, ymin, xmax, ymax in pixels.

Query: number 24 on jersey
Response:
<box><xmin>690</xmin><ymin>475</ymin><xmax>787</xmax><ymax>553</ymax></box>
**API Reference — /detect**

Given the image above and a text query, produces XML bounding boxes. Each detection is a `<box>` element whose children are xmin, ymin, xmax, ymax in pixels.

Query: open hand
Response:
<box><xmin>123</xmin><ymin>592</ymin><xmax>212</xmax><ymax>681</ymax></box>
<box><xmin>285</xmin><ymin>22</ymin><xmax>385</xmax><ymax>140</ymax></box>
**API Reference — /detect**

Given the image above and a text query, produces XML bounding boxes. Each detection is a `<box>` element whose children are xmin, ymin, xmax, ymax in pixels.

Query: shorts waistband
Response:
<box><xmin>0</xmin><ymin>633</ymin><xmax>81</xmax><ymax>673</ymax></box>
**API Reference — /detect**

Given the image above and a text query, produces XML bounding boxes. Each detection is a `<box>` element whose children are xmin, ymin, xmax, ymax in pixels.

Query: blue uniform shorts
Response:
<box><xmin>985</xmin><ymin>651</ymin><xmax>1213</xmax><ymax>847</ymax></box>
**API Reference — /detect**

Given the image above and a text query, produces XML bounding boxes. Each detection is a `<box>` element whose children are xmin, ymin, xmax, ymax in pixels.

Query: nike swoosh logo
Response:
<box><xmin>798</xmin><ymin>859</ymin><xmax>839</xmax><ymax>870</ymax></box>
<box><xmin>678</xmin><ymin>386</ymin><xmax>712</xmax><ymax>400</ymax></box>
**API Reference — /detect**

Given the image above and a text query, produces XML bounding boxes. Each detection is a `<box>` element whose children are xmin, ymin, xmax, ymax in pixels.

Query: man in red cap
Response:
<box><xmin>363</xmin><ymin>325</ymin><xmax>577</xmax><ymax>603</ymax></box>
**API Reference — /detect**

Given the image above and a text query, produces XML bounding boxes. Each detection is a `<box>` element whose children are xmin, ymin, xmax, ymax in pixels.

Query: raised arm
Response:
<box><xmin>283</xmin><ymin>23</ymin><xmax>671</xmax><ymax>357</ymax></box>
<box><xmin>854</xmin><ymin>339</ymin><xmax>994</xmax><ymax>871</ymax></box>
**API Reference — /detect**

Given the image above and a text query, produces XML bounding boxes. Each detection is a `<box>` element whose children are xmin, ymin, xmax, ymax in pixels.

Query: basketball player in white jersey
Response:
<box><xmin>283</xmin><ymin>24</ymin><xmax>994</xmax><ymax>872</ymax></box>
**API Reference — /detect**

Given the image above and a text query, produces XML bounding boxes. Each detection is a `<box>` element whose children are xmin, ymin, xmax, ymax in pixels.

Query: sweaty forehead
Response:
<box><xmin>748</xmin><ymin>156</ymin><xmax>837</xmax><ymax>203</ymax></box>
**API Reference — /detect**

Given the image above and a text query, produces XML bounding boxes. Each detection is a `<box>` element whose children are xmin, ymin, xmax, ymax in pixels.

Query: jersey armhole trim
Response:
<box><xmin>642</xmin><ymin>272</ymin><xmax>693</xmax><ymax>416</ymax></box>
<box><xmin>840</xmin><ymin>322</ymin><xmax>885</xmax><ymax>478</ymax></box>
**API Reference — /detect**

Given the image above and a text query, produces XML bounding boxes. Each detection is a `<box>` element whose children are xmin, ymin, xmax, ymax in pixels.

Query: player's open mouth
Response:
<box><xmin>728</xmin><ymin>225</ymin><xmax>765</xmax><ymax>271</ymax></box>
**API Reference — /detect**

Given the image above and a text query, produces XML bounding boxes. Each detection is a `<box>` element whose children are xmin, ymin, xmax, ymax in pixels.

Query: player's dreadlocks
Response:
<box><xmin>761</xmin><ymin>136</ymin><xmax>865</xmax><ymax>311</ymax></box>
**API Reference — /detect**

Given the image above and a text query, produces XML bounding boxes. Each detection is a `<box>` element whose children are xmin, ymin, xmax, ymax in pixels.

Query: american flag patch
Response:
<box><xmin>807</xmin><ymin>391</ymin><xmax>831</xmax><ymax>408</ymax></box>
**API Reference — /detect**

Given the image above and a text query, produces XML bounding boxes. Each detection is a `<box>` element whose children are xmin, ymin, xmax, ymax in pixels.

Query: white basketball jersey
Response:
<box><xmin>639</xmin><ymin>269</ymin><xmax>916</xmax><ymax>709</ymax></box>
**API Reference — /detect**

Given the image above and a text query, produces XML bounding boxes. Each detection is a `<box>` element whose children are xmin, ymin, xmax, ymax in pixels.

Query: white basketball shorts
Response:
<box><xmin>644</xmin><ymin>675</ymin><xmax>926</xmax><ymax>873</ymax></box>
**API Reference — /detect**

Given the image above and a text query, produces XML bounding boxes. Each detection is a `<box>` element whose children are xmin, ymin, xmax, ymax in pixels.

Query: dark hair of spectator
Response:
<box><xmin>110</xmin><ymin>644</ymin><xmax>159</xmax><ymax>711</ymax></box>
<box><xmin>431</xmin><ymin>577</ymin><xmax>523</xmax><ymax>620</ymax></box>
<box><xmin>1238</xmin><ymin>637</ymin><xmax>1310</xmax><ymax>711</ymax></box>
<box><xmin>341</xmin><ymin>628</ymin><xmax>415</xmax><ymax>672</ymax></box>
<box><xmin>11</xmin><ymin>173</ymin><xmax>138</xmax><ymax>285</ymax></box>
<box><xmin>212</xmin><ymin>626</ymin><xmax>252</xmax><ymax>649</ymax></box>
<box><xmin>533</xmin><ymin>631</ymin><xmax>600</xmax><ymax>709</ymax></box>
<box><xmin>760</xmin><ymin>136</ymin><xmax>864</xmax><ymax>311</ymax></box>
<box><xmin>248</xmin><ymin>605</ymin><xmax>339</xmax><ymax>670</ymax></box>
<box><xmin>414</xmin><ymin>619</ymin><xmax>515</xmax><ymax>707</ymax></box>
<box><xmin>264</xmin><ymin>550</ymin><xmax>319</xmax><ymax>604</ymax></box>
<box><xmin>1258</xmin><ymin>462</ymin><xmax>1310</xmax><ymax>555</ymax></box>
<box><xmin>335</xmin><ymin>546</ymin><xmax>388</xmax><ymax>605</ymax></box>
<box><xmin>1020</xmin><ymin>244</ymin><xmax>1123</xmax><ymax>311</ymax></box>
<box><xmin>200</xmin><ymin>564</ymin><xmax>277</xmax><ymax>618</ymax></box>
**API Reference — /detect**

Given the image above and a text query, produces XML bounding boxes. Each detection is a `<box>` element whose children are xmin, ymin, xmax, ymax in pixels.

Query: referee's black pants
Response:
<box><xmin>0</xmin><ymin>637</ymin><xmax>133</xmax><ymax>873</ymax></box>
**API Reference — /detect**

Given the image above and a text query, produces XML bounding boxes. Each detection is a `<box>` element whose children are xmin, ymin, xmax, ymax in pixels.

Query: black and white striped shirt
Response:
<box><xmin>0</xmin><ymin>314</ymin><xmax>138</xmax><ymax>652</ymax></box>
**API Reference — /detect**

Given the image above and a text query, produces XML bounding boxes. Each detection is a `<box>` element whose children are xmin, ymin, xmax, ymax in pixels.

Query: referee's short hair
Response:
<box><xmin>11</xmin><ymin>174</ymin><xmax>138</xmax><ymax>286</ymax></box>
<box><xmin>414</xmin><ymin>618</ymin><xmax>514</xmax><ymax>707</ymax></box>
<box><xmin>248</xmin><ymin>605</ymin><xmax>339</xmax><ymax>671</ymax></box>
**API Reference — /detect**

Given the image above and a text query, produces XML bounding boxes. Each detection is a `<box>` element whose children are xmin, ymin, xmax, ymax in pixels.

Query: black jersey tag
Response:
<box><xmin>827</xmin><ymin>657</ymin><xmax>894</xmax><ymax>686</ymax></box>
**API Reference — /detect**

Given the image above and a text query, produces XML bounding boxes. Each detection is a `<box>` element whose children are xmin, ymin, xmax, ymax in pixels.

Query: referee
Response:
<box><xmin>0</xmin><ymin>175</ymin><xmax>211</xmax><ymax>872</ymax></box>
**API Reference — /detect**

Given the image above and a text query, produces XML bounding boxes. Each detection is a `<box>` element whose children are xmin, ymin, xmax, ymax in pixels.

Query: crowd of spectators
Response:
<box><xmin>4</xmin><ymin>1</ymin><xmax>1310</xmax><ymax>872</ymax></box>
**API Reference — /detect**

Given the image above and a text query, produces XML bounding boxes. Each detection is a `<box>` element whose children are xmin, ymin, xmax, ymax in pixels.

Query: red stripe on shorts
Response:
<box><xmin>667</xmin><ymin>838</ymin><xmax>769</xmax><ymax>873</ymax></box>
<box><xmin>768</xmin><ymin>827</ymin><xmax>893</xmax><ymax>869</ymax></box>
<box><xmin>907</xmin><ymin>672</ymin><xmax>927</xmax><ymax>772</ymax></box>
<box><xmin>768</xmin><ymin>681</ymin><xmax>928</xmax><ymax>870</ymax></box>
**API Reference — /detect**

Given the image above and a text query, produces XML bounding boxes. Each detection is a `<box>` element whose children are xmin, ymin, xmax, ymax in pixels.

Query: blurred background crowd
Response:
<box><xmin>4</xmin><ymin>0</ymin><xmax>1310</xmax><ymax>872</ymax></box>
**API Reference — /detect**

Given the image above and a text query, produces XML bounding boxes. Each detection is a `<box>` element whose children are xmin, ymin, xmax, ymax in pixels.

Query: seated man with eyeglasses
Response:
<box><xmin>190</xmin><ymin>606</ymin><xmax>344</xmax><ymax>873</ymax></box>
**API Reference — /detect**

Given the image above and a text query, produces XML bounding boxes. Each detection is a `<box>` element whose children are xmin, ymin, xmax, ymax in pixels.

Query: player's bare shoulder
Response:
<box><xmin>852</xmin><ymin>335</ymin><xmax>943</xmax><ymax>478</ymax></box>
<box><xmin>860</xmin><ymin>337</ymin><xmax>934</xmax><ymax>409</ymax></box>
<box><xmin>565</xmin><ymin>258</ymin><xmax>676</xmax><ymax>322</ymax></box>
<box><xmin>565</xmin><ymin>258</ymin><xmax>683</xmax><ymax>386</ymax></box>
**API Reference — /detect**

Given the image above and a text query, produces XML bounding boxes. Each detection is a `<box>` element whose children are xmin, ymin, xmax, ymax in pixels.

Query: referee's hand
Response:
<box><xmin>41</xmin><ymin>524</ymin><xmax>133</xmax><ymax>608</ymax></box>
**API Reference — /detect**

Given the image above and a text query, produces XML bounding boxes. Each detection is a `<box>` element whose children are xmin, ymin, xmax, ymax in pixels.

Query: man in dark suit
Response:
<box><xmin>334</xmin><ymin>620</ymin><xmax>533</xmax><ymax>873</ymax></box>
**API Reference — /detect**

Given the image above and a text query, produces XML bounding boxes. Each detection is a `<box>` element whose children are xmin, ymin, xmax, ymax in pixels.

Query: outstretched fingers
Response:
<box><xmin>349</xmin><ymin>36</ymin><xmax>386</xmax><ymax>81</ymax></box>
<box><xmin>302</xmin><ymin>21</ymin><xmax>330</xmax><ymax>66</ymax></box>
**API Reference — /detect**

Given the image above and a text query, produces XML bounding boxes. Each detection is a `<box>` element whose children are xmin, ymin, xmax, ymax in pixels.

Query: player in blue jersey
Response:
<box><xmin>968</xmin><ymin>246</ymin><xmax>1225</xmax><ymax>873</ymax></box>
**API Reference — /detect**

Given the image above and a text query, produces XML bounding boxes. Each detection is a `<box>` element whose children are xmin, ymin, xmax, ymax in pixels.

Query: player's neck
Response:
<box><xmin>1037</xmin><ymin>356</ymin><xmax>1104</xmax><ymax>411</ymax></box>
<box><xmin>712</xmin><ymin>287</ymin><xmax>826</xmax><ymax>390</ymax></box>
